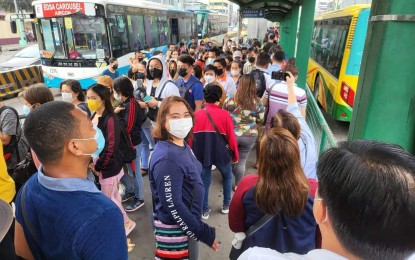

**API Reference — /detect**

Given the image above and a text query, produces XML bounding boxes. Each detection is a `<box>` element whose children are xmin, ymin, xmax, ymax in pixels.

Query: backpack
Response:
<box><xmin>0</xmin><ymin>106</ymin><xmax>22</xmax><ymax>163</ymax></box>
<box><xmin>147</xmin><ymin>80</ymin><xmax>172</xmax><ymax>122</ymax></box>
<box><xmin>119</xmin><ymin>124</ymin><xmax>136</xmax><ymax>163</ymax></box>
<box><xmin>176</xmin><ymin>78</ymin><xmax>199</xmax><ymax>102</ymax></box>
<box><xmin>104</xmin><ymin>115</ymin><xmax>136</xmax><ymax>164</ymax></box>
<box><xmin>250</xmin><ymin>69</ymin><xmax>267</xmax><ymax>98</ymax></box>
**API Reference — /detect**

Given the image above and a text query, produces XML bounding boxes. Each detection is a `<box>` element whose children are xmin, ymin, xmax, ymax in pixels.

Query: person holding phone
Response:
<box><xmin>262</xmin><ymin>64</ymin><xmax>307</xmax><ymax>131</ymax></box>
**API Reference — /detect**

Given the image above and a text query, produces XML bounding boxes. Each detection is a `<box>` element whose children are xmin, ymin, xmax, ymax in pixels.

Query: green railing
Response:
<box><xmin>305</xmin><ymin>84</ymin><xmax>337</xmax><ymax>154</ymax></box>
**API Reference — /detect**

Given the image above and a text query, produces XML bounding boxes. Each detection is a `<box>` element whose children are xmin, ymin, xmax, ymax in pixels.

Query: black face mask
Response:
<box><xmin>216</xmin><ymin>68</ymin><xmax>224</xmax><ymax>76</ymax></box>
<box><xmin>169</xmin><ymin>69</ymin><xmax>176</xmax><ymax>77</ymax></box>
<box><xmin>149</xmin><ymin>68</ymin><xmax>162</xmax><ymax>79</ymax></box>
<box><xmin>138</xmin><ymin>58</ymin><xmax>143</xmax><ymax>62</ymax></box>
<box><xmin>136</xmin><ymin>72</ymin><xmax>145</xmax><ymax>79</ymax></box>
<box><xmin>248</xmin><ymin>57</ymin><xmax>256</xmax><ymax>63</ymax></box>
<box><xmin>189</xmin><ymin>52</ymin><xmax>195</xmax><ymax>56</ymax></box>
<box><xmin>112</xmin><ymin>64</ymin><xmax>118</xmax><ymax>70</ymax></box>
<box><xmin>178</xmin><ymin>68</ymin><xmax>188</xmax><ymax>77</ymax></box>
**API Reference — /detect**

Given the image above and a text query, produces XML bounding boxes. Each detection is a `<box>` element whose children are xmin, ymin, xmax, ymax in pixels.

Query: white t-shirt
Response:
<box><xmin>239</xmin><ymin>247</ymin><xmax>348</xmax><ymax>260</ymax></box>
<box><xmin>217</xmin><ymin>74</ymin><xmax>236</xmax><ymax>95</ymax></box>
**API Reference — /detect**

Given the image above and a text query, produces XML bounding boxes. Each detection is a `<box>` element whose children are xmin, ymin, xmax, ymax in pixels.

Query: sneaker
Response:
<box><xmin>125</xmin><ymin>199</ymin><xmax>145</xmax><ymax>212</ymax></box>
<box><xmin>202</xmin><ymin>208</ymin><xmax>212</xmax><ymax>220</ymax></box>
<box><xmin>221</xmin><ymin>205</ymin><xmax>229</xmax><ymax>214</ymax></box>
<box><xmin>124</xmin><ymin>220</ymin><xmax>136</xmax><ymax>236</ymax></box>
<box><xmin>122</xmin><ymin>192</ymin><xmax>135</xmax><ymax>203</ymax></box>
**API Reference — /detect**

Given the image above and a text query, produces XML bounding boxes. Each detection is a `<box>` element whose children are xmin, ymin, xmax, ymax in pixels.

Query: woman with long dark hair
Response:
<box><xmin>149</xmin><ymin>96</ymin><xmax>218</xmax><ymax>259</ymax></box>
<box><xmin>229</xmin><ymin>127</ymin><xmax>316</xmax><ymax>254</ymax></box>
<box><xmin>224</xmin><ymin>74</ymin><xmax>265</xmax><ymax>187</ymax></box>
<box><xmin>113</xmin><ymin>77</ymin><xmax>146</xmax><ymax>212</ymax></box>
<box><xmin>60</xmin><ymin>79</ymin><xmax>91</xmax><ymax>117</ymax></box>
<box><xmin>87</xmin><ymin>84</ymin><xmax>136</xmax><ymax>236</ymax></box>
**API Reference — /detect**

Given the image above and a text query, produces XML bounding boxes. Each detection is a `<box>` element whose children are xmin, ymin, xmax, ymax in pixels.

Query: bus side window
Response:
<box><xmin>159</xmin><ymin>15</ymin><xmax>169</xmax><ymax>47</ymax></box>
<box><xmin>144</xmin><ymin>15</ymin><xmax>159</xmax><ymax>48</ymax></box>
<box><xmin>110</xmin><ymin>15</ymin><xmax>130</xmax><ymax>58</ymax></box>
<box><xmin>128</xmin><ymin>14</ymin><xmax>146</xmax><ymax>51</ymax></box>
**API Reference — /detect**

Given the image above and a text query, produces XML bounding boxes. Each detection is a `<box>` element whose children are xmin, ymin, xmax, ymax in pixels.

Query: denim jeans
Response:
<box><xmin>120</xmin><ymin>144</ymin><xmax>144</xmax><ymax>200</ymax></box>
<box><xmin>234</xmin><ymin>136</ymin><xmax>256</xmax><ymax>186</ymax></box>
<box><xmin>201</xmin><ymin>162</ymin><xmax>233</xmax><ymax>212</ymax></box>
<box><xmin>140</xmin><ymin>127</ymin><xmax>155</xmax><ymax>170</ymax></box>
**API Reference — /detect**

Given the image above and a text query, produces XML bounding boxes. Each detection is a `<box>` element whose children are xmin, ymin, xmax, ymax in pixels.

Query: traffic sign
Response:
<box><xmin>242</xmin><ymin>9</ymin><xmax>266</xmax><ymax>18</ymax></box>
<box><xmin>95</xmin><ymin>59</ymin><xmax>107</xmax><ymax>70</ymax></box>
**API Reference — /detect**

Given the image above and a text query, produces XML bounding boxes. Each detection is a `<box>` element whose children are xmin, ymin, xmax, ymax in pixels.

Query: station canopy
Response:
<box><xmin>229</xmin><ymin>0</ymin><xmax>301</xmax><ymax>21</ymax></box>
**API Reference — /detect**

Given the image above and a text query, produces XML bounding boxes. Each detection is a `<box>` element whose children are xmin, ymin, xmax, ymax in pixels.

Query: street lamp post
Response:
<box><xmin>14</xmin><ymin>0</ymin><xmax>28</xmax><ymax>46</ymax></box>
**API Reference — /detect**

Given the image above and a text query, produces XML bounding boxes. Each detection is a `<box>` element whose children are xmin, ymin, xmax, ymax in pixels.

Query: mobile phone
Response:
<box><xmin>143</xmin><ymin>95</ymin><xmax>152</xmax><ymax>102</ymax></box>
<box><xmin>271</xmin><ymin>70</ymin><xmax>289</xmax><ymax>81</ymax></box>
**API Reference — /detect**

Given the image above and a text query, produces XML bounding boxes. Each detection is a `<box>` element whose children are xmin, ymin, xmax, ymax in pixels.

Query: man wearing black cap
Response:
<box><xmin>263</xmin><ymin>33</ymin><xmax>277</xmax><ymax>54</ymax></box>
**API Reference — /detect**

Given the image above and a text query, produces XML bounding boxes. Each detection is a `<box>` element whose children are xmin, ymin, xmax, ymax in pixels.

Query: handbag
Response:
<box><xmin>229</xmin><ymin>214</ymin><xmax>274</xmax><ymax>260</ymax></box>
<box><xmin>203</xmin><ymin>109</ymin><xmax>235</xmax><ymax>158</ymax></box>
<box><xmin>263</xmin><ymin>82</ymin><xmax>277</xmax><ymax>126</ymax></box>
<box><xmin>147</xmin><ymin>80</ymin><xmax>172</xmax><ymax>122</ymax></box>
<box><xmin>11</xmin><ymin>149</ymin><xmax>37</xmax><ymax>193</ymax></box>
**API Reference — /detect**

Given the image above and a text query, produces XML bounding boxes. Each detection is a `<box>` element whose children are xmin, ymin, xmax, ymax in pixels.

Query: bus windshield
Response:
<box><xmin>38</xmin><ymin>15</ymin><xmax>109</xmax><ymax>60</ymax></box>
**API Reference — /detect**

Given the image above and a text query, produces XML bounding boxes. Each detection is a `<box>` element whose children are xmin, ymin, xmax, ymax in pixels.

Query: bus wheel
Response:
<box><xmin>313</xmin><ymin>75</ymin><xmax>324</xmax><ymax>107</ymax></box>
<box><xmin>313</xmin><ymin>76</ymin><xmax>320</xmax><ymax>100</ymax></box>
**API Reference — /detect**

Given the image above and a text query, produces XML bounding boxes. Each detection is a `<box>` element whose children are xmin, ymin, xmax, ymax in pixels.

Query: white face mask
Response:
<box><xmin>230</xmin><ymin>70</ymin><xmax>240</xmax><ymax>77</ymax></box>
<box><xmin>113</xmin><ymin>92</ymin><xmax>122</xmax><ymax>101</ymax></box>
<box><xmin>204</xmin><ymin>75</ymin><xmax>215</xmax><ymax>84</ymax></box>
<box><xmin>168</xmin><ymin>118</ymin><xmax>193</xmax><ymax>139</ymax></box>
<box><xmin>207</xmin><ymin>58</ymin><xmax>215</xmax><ymax>65</ymax></box>
<box><xmin>62</xmin><ymin>92</ymin><xmax>74</xmax><ymax>103</ymax></box>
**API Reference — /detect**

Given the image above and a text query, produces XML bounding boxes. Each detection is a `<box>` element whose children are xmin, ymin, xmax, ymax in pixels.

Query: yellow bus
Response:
<box><xmin>307</xmin><ymin>5</ymin><xmax>370</xmax><ymax>121</ymax></box>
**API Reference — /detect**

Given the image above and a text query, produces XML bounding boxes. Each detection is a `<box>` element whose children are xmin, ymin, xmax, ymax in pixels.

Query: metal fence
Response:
<box><xmin>305</xmin><ymin>84</ymin><xmax>337</xmax><ymax>154</ymax></box>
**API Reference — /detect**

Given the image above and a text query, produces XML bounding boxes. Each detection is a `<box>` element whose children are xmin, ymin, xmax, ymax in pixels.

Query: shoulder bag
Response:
<box><xmin>204</xmin><ymin>109</ymin><xmax>234</xmax><ymax>158</ymax></box>
<box><xmin>147</xmin><ymin>80</ymin><xmax>172</xmax><ymax>122</ymax></box>
<box><xmin>229</xmin><ymin>214</ymin><xmax>274</xmax><ymax>260</ymax></box>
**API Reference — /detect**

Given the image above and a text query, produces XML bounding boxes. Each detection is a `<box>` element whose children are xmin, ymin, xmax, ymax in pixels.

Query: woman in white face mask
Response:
<box><xmin>230</xmin><ymin>61</ymin><xmax>242</xmax><ymax>87</ymax></box>
<box><xmin>60</xmin><ymin>79</ymin><xmax>91</xmax><ymax>118</ymax></box>
<box><xmin>149</xmin><ymin>96</ymin><xmax>219</xmax><ymax>260</ymax></box>
<box><xmin>202</xmin><ymin>64</ymin><xmax>226</xmax><ymax>107</ymax></box>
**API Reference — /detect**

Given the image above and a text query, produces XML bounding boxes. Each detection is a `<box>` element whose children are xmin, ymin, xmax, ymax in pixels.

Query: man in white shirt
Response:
<box><xmin>214</xmin><ymin>57</ymin><xmax>236</xmax><ymax>95</ymax></box>
<box><xmin>240</xmin><ymin>140</ymin><xmax>415</xmax><ymax>260</ymax></box>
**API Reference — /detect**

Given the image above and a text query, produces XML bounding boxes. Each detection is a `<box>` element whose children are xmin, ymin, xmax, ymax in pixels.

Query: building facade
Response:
<box><xmin>341</xmin><ymin>0</ymin><xmax>372</xmax><ymax>8</ymax></box>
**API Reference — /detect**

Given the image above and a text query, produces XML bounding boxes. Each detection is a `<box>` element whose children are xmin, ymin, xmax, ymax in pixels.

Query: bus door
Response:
<box><xmin>170</xmin><ymin>18</ymin><xmax>178</xmax><ymax>44</ymax></box>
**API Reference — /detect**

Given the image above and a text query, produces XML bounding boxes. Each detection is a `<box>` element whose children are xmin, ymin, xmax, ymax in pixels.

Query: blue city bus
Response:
<box><xmin>32</xmin><ymin>0</ymin><xmax>200</xmax><ymax>89</ymax></box>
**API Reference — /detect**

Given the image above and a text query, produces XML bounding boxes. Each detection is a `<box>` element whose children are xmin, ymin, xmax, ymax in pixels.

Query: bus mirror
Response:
<box><xmin>10</xmin><ymin>21</ymin><xmax>17</xmax><ymax>34</ymax></box>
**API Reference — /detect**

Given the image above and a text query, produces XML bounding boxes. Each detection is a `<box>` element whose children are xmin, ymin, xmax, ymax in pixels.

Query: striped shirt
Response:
<box><xmin>263</xmin><ymin>81</ymin><xmax>307</xmax><ymax>129</ymax></box>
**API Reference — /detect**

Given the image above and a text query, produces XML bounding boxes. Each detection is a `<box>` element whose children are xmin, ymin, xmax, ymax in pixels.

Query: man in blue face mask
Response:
<box><xmin>13</xmin><ymin>101</ymin><xmax>128</xmax><ymax>260</ymax></box>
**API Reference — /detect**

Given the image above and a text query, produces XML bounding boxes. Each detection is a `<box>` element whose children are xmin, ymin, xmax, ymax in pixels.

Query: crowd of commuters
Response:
<box><xmin>0</xmin><ymin>33</ymin><xmax>414</xmax><ymax>260</ymax></box>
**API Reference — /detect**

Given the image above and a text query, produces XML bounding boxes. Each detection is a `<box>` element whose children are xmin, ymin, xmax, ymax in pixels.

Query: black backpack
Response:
<box><xmin>250</xmin><ymin>69</ymin><xmax>267</xmax><ymax>98</ymax></box>
<box><xmin>104</xmin><ymin>115</ymin><xmax>136</xmax><ymax>164</ymax></box>
<box><xmin>119</xmin><ymin>124</ymin><xmax>136</xmax><ymax>163</ymax></box>
<box><xmin>0</xmin><ymin>106</ymin><xmax>22</xmax><ymax>162</ymax></box>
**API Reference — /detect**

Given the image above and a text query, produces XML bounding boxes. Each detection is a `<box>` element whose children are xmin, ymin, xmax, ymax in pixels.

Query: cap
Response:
<box><xmin>97</xmin><ymin>75</ymin><xmax>113</xmax><ymax>88</ymax></box>
<box><xmin>233</xmin><ymin>51</ymin><xmax>242</xmax><ymax>58</ymax></box>
<box><xmin>0</xmin><ymin>198</ymin><xmax>13</xmax><ymax>241</ymax></box>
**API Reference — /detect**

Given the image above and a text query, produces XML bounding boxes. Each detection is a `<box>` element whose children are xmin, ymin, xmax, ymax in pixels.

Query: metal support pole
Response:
<box><xmin>287</xmin><ymin>5</ymin><xmax>300</xmax><ymax>58</ymax></box>
<box><xmin>296</xmin><ymin>0</ymin><xmax>316</xmax><ymax>89</ymax></box>
<box><xmin>348</xmin><ymin>0</ymin><xmax>415</xmax><ymax>152</ymax></box>
<box><xmin>14</xmin><ymin>0</ymin><xmax>27</xmax><ymax>46</ymax></box>
<box><xmin>237</xmin><ymin>9</ymin><xmax>242</xmax><ymax>46</ymax></box>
